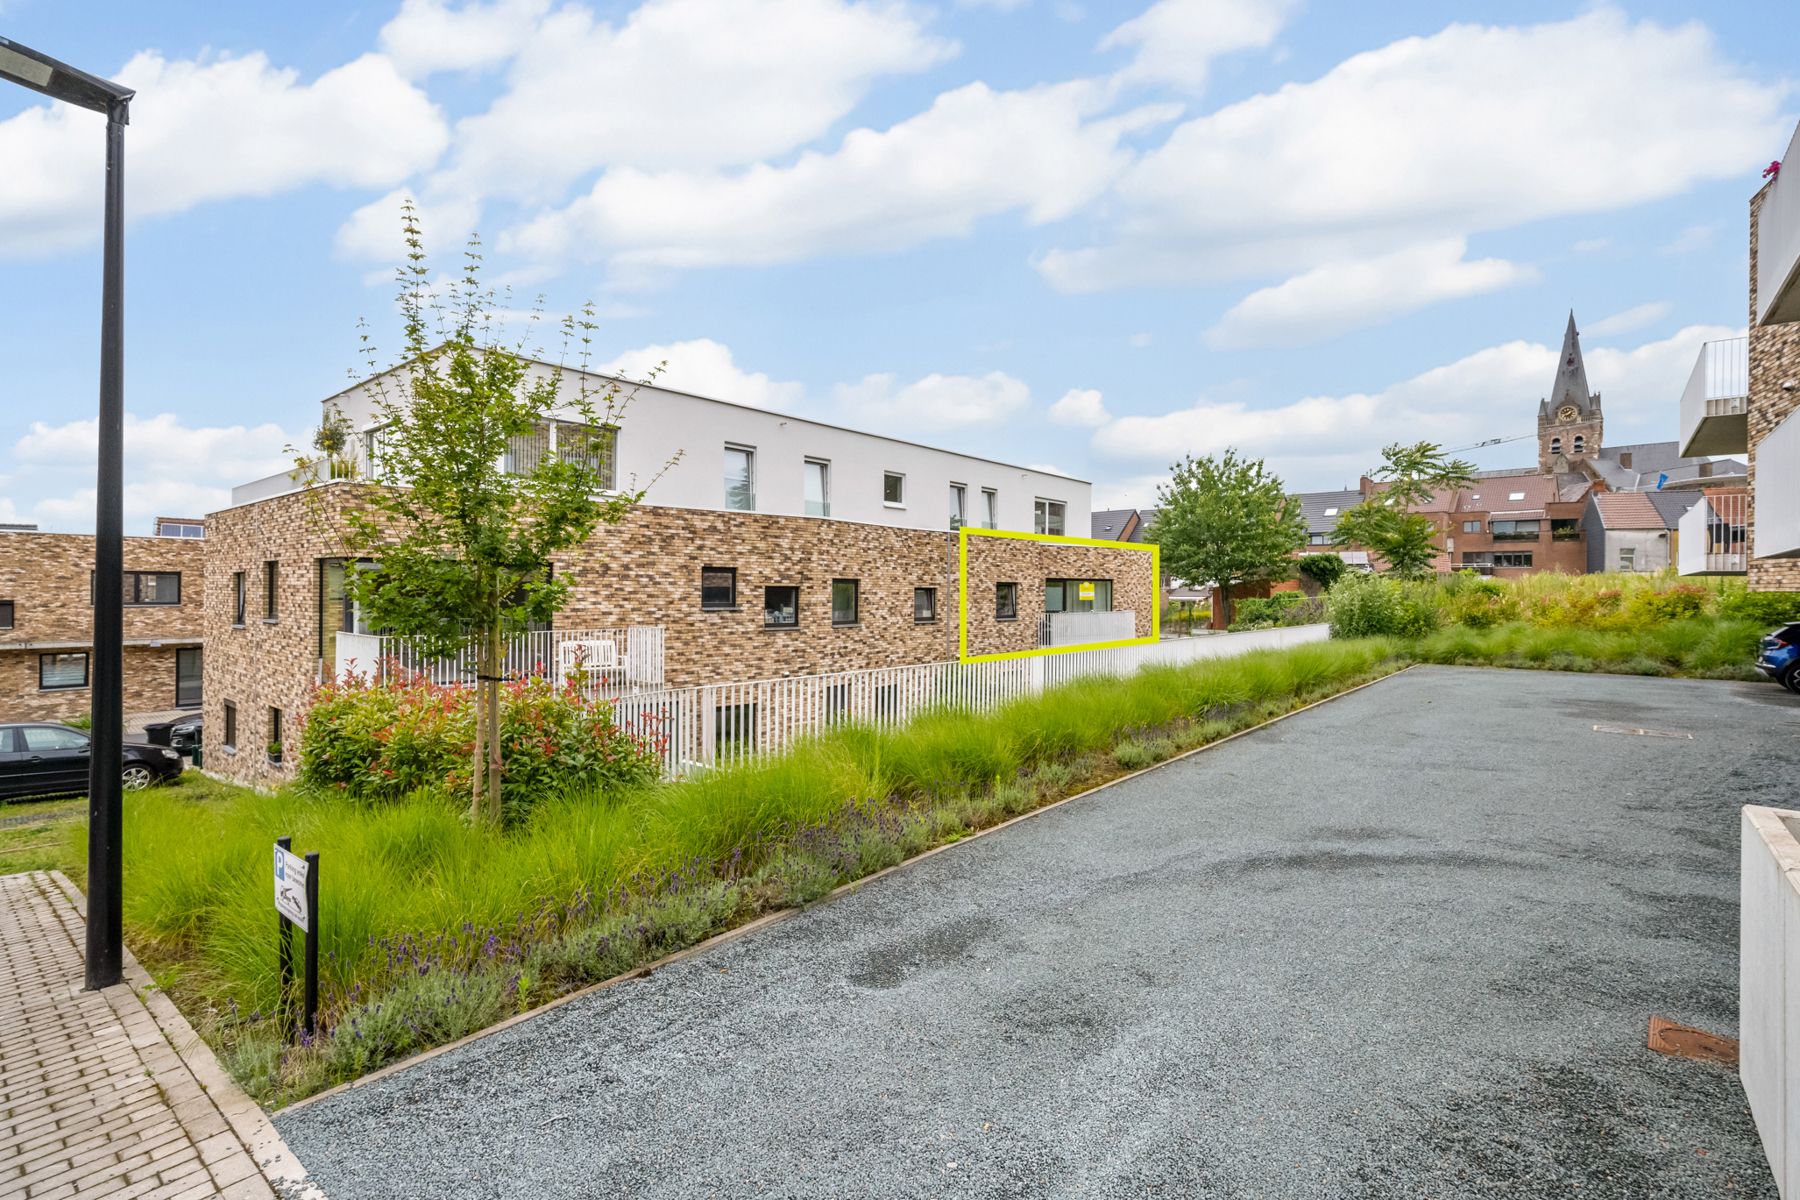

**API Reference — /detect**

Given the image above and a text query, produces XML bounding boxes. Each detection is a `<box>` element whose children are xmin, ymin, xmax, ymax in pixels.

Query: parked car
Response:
<box><xmin>0</xmin><ymin>723</ymin><xmax>184</xmax><ymax>801</ymax></box>
<box><xmin>142</xmin><ymin>714</ymin><xmax>202</xmax><ymax>753</ymax></box>
<box><xmin>1756</xmin><ymin>622</ymin><xmax>1800</xmax><ymax>694</ymax></box>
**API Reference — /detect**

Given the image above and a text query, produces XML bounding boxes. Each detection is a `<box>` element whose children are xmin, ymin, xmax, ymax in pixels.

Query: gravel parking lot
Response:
<box><xmin>279</xmin><ymin>666</ymin><xmax>1800</xmax><ymax>1198</ymax></box>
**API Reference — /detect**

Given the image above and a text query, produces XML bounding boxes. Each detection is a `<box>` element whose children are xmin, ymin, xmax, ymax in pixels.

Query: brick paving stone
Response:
<box><xmin>0</xmin><ymin>872</ymin><xmax>321</xmax><ymax>1198</ymax></box>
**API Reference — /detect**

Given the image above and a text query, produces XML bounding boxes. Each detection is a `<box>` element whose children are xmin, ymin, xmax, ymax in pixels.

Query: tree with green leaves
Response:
<box><xmin>1145</xmin><ymin>451</ymin><xmax>1306</xmax><ymax>627</ymax></box>
<box><xmin>1297</xmin><ymin>552</ymin><xmax>1347</xmax><ymax>593</ymax></box>
<box><xmin>299</xmin><ymin>205</ymin><xmax>671</xmax><ymax>824</ymax></box>
<box><xmin>1332</xmin><ymin>442</ymin><xmax>1477</xmax><ymax>579</ymax></box>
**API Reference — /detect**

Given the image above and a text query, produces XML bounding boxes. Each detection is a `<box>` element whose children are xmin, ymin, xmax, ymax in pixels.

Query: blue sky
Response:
<box><xmin>0</xmin><ymin>0</ymin><xmax>1793</xmax><ymax>532</ymax></box>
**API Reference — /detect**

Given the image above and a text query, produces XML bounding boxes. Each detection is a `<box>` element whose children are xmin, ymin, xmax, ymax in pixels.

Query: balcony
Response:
<box><xmin>331</xmin><ymin>626</ymin><xmax>666</xmax><ymax>695</ymax></box>
<box><xmin>1759</xmin><ymin>409</ymin><xmax>1800</xmax><ymax>559</ymax></box>
<box><xmin>1677</xmin><ymin>491</ymin><xmax>1748</xmax><ymax>575</ymax></box>
<box><xmin>1758</xmin><ymin>121</ymin><xmax>1800</xmax><ymax>326</ymax></box>
<box><xmin>1677</xmin><ymin>337</ymin><xmax>1750</xmax><ymax>457</ymax></box>
<box><xmin>1039</xmin><ymin>610</ymin><xmax>1136</xmax><ymax>647</ymax></box>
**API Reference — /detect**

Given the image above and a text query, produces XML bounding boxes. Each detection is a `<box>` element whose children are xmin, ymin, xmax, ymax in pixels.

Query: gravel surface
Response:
<box><xmin>279</xmin><ymin>666</ymin><xmax>1800</xmax><ymax>1198</ymax></box>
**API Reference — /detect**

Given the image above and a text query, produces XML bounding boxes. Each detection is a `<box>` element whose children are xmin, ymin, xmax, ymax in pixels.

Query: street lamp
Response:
<box><xmin>0</xmin><ymin>36</ymin><xmax>134</xmax><ymax>991</ymax></box>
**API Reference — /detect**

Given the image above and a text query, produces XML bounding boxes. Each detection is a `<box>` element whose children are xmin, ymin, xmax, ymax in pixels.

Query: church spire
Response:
<box><xmin>1550</xmin><ymin>310</ymin><xmax>1593</xmax><ymax>413</ymax></box>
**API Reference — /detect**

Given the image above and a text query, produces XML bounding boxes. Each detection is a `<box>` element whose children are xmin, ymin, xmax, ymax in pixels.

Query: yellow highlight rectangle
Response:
<box><xmin>956</xmin><ymin>527</ymin><xmax>1161</xmax><ymax>663</ymax></box>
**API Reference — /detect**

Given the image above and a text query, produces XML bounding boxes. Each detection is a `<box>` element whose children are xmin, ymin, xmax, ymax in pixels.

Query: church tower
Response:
<box><xmin>1537</xmin><ymin>311</ymin><xmax>1603</xmax><ymax>473</ymax></box>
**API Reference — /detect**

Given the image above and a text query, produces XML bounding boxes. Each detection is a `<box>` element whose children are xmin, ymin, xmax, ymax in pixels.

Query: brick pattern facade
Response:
<box><xmin>200</xmin><ymin>485</ymin><xmax>1158</xmax><ymax>787</ymax></box>
<box><xmin>1749</xmin><ymin>185</ymin><xmax>1800</xmax><ymax>593</ymax></box>
<box><xmin>0</xmin><ymin>532</ymin><xmax>204</xmax><ymax>721</ymax></box>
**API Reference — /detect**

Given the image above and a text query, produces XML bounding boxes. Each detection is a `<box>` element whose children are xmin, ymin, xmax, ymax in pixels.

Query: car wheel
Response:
<box><xmin>121</xmin><ymin>764</ymin><xmax>156</xmax><ymax>791</ymax></box>
<box><xmin>1786</xmin><ymin>667</ymin><xmax>1800</xmax><ymax>696</ymax></box>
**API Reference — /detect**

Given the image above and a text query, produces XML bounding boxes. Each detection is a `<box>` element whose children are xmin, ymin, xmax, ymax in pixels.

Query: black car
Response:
<box><xmin>142</xmin><ymin>714</ymin><xmax>203</xmax><ymax>753</ymax></box>
<box><xmin>0</xmin><ymin>723</ymin><xmax>185</xmax><ymax>801</ymax></box>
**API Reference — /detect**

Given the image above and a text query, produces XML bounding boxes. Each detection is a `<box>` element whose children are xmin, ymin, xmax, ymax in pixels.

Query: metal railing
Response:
<box><xmin>1678</xmin><ymin>336</ymin><xmax>1750</xmax><ymax>457</ymax></box>
<box><xmin>1038</xmin><ymin>610</ymin><xmax>1137</xmax><ymax>647</ymax></box>
<box><xmin>333</xmin><ymin>626</ymin><xmax>665</xmax><ymax>692</ymax></box>
<box><xmin>1677</xmin><ymin>492</ymin><xmax>1749</xmax><ymax>575</ymax></box>
<box><xmin>610</xmin><ymin>624</ymin><xmax>1328</xmax><ymax>778</ymax></box>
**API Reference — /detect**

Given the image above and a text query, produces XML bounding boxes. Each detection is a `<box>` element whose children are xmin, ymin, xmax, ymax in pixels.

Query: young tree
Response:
<box><xmin>1145</xmin><ymin>451</ymin><xmax>1306</xmax><ymax>627</ymax></box>
<box><xmin>1332</xmin><ymin>442</ymin><xmax>1477</xmax><ymax>579</ymax></box>
<box><xmin>1297</xmin><ymin>552</ymin><xmax>1347</xmax><ymax>593</ymax></box>
<box><xmin>301</xmin><ymin>206</ymin><xmax>670</xmax><ymax>824</ymax></box>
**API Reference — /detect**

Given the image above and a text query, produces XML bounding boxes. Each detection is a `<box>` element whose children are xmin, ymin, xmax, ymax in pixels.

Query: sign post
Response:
<box><xmin>272</xmin><ymin>838</ymin><xmax>319</xmax><ymax>1039</ymax></box>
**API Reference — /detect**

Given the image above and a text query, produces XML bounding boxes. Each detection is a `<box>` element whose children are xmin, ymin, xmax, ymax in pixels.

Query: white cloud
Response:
<box><xmin>334</xmin><ymin>188</ymin><xmax>483</xmax><ymax>264</ymax></box>
<box><xmin>1040</xmin><ymin>9</ymin><xmax>1787</xmax><ymax>293</ymax></box>
<box><xmin>1586</xmin><ymin>301</ymin><xmax>1673</xmax><ymax>336</ymax></box>
<box><xmin>431</xmin><ymin>0</ymin><xmax>955</xmax><ymax>204</ymax></box>
<box><xmin>1100</xmin><ymin>0</ymin><xmax>1300</xmax><ymax>90</ymax></box>
<box><xmin>1204</xmin><ymin>238</ymin><xmax>1536</xmax><ymax>349</ymax></box>
<box><xmin>599</xmin><ymin>339</ymin><xmax>804</xmax><ymax>409</ymax></box>
<box><xmin>503</xmin><ymin>81</ymin><xmax>1179</xmax><ymax>277</ymax></box>
<box><xmin>1090</xmin><ymin>323</ymin><xmax>1740</xmax><ymax>489</ymax></box>
<box><xmin>9</xmin><ymin>413</ymin><xmax>303</xmax><ymax>533</ymax></box>
<box><xmin>834</xmin><ymin>370</ymin><xmax>1030</xmax><ymax>430</ymax></box>
<box><xmin>379</xmin><ymin>0</ymin><xmax>554</xmax><ymax>77</ymax></box>
<box><xmin>1049</xmin><ymin>388</ymin><xmax>1111</xmax><ymax>427</ymax></box>
<box><xmin>0</xmin><ymin>51</ymin><xmax>447</xmax><ymax>259</ymax></box>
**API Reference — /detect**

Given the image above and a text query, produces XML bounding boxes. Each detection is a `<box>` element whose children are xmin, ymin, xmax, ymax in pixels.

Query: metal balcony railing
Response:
<box><xmin>1677</xmin><ymin>492</ymin><xmax>1749</xmax><ymax>575</ymax></box>
<box><xmin>1678</xmin><ymin>336</ymin><xmax>1750</xmax><ymax>457</ymax></box>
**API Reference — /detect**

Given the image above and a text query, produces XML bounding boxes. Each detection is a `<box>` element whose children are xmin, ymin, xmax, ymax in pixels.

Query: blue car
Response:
<box><xmin>1757</xmin><ymin>622</ymin><xmax>1800</xmax><ymax>694</ymax></box>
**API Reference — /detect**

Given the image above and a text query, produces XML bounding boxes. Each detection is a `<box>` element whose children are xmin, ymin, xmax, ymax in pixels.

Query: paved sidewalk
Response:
<box><xmin>0</xmin><ymin>872</ymin><xmax>318</xmax><ymax>1199</ymax></box>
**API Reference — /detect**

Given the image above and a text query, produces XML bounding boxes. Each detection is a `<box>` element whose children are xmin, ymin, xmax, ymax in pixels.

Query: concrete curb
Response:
<box><xmin>49</xmin><ymin>871</ymin><xmax>325</xmax><ymax>1198</ymax></box>
<box><xmin>280</xmin><ymin>660</ymin><xmax>1411</xmax><ymax>1115</ymax></box>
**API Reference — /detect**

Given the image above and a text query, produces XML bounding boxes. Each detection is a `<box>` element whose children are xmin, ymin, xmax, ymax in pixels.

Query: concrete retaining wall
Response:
<box><xmin>1741</xmin><ymin>804</ymin><xmax>1800</xmax><ymax>1196</ymax></box>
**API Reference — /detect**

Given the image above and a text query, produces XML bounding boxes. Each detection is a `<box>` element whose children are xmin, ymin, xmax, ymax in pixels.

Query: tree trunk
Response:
<box><xmin>1218</xmin><ymin>585</ymin><xmax>1234</xmax><ymax>629</ymax></box>
<box><xmin>484</xmin><ymin>614</ymin><xmax>504</xmax><ymax>824</ymax></box>
<box><xmin>470</xmin><ymin>676</ymin><xmax>486</xmax><ymax>824</ymax></box>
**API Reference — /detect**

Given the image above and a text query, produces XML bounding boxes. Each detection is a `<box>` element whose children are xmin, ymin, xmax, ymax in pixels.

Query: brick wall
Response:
<box><xmin>0</xmin><ymin>532</ymin><xmax>204</xmax><ymax>721</ymax></box>
<box><xmin>1749</xmin><ymin>184</ymin><xmax>1800</xmax><ymax>593</ymax></box>
<box><xmin>199</xmin><ymin>485</ymin><xmax>1159</xmax><ymax>787</ymax></box>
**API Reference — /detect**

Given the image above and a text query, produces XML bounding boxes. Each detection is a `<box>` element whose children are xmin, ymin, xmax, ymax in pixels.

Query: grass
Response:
<box><xmin>1408</xmin><ymin>617</ymin><xmax>1769</xmax><ymax>680</ymax></box>
<box><xmin>29</xmin><ymin>636</ymin><xmax>1400</xmax><ymax>1107</ymax></box>
<box><xmin>0</xmin><ymin>794</ymin><xmax>87</xmax><ymax>875</ymax></box>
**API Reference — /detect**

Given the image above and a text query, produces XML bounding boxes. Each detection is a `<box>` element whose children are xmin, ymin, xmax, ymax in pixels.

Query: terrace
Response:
<box><xmin>1677</xmin><ymin>336</ymin><xmax>1750</xmax><ymax>458</ymax></box>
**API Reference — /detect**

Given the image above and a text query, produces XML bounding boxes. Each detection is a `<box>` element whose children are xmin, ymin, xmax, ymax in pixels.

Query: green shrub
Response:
<box><xmin>299</xmin><ymin>672</ymin><xmax>659</xmax><ymax>819</ymax></box>
<box><xmin>1297</xmin><ymin>554</ymin><xmax>1347</xmax><ymax>592</ymax></box>
<box><xmin>1327</xmin><ymin>573</ymin><xmax>1398</xmax><ymax>638</ymax></box>
<box><xmin>1718</xmin><ymin>589</ymin><xmax>1800</xmax><ymax>626</ymax></box>
<box><xmin>1625</xmin><ymin>584</ymin><xmax>1708</xmax><ymax>625</ymax></box>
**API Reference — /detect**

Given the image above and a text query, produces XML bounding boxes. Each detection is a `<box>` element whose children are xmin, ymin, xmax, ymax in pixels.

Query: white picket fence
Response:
<box><xmin>610</xmin><ymin>624</ymin><xmax>1329</xmax><ymax>777</ymax></box>
<box><xmin>334</xmin><ymin>626</ymin><xmax>665</xmax><ymax>692</ymax></box>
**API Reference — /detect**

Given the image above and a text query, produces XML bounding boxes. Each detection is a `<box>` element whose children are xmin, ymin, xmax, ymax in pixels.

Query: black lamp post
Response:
<box><xmin>0</xmin><ymin>36</ymin><xmax>135</xmax><ymax>990</ymax></box>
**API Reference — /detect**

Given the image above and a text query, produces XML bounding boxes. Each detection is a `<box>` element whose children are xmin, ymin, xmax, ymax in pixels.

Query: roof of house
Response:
<box><xmin>1090</xmin><ymin>509</ymin><xmax>1139</xmax><ymax>540</ymax></box>
<box><xmin>1295</xmin><ymin>489</ymin><xmax>1363</xmax><ymax>532</ymax></box>
<box><xmin>1646</xmin><ymin>490</ymin><xmax>1702</xmax><ymax>527</ymax></box>
<box><xmin>1588</xmin><ymin>491</ymin><xmax>1676</xmax><ymax>530</ymax></box>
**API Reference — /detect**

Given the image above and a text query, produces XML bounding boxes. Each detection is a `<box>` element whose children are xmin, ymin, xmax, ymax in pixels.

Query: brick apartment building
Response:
<box><xmin>1744</xmin><ymin>143</ymin><xmax>1800</xmax><ymax>590</ymax></box>
<box><xmin>0</xmin><ymin>527</ymin><xmax>205</xmax><ymax>722</ymax></box>
<box><xmin>198</xmin><ymin>360</ymin><xmax>1155</xmax><ymax>787</ymax></box>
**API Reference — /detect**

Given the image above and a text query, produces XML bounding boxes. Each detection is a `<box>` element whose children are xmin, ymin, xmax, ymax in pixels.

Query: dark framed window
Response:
<box><xmin>1045</xmin><ymin>578</ymin><xmax>1112</xmax><ymax>613</ymax></box>
<box><xmin>996</xmin><ymin>582</ymin><xmax>1018</xmax><ymax>620</ymax></box>
<box><xmin>1494</xmin><ymin>552</ymin><xmax>1534</xmax><ymax>568</ymax></box>
<box><xmin>39</xmin><ymin>652</ymin><xmax>88</xmax><ymax>691</ymax></box>
<box><xmin>268</xmin><ymin>707</ymin><xmax>283</xmax><ymax>760</ymax></box>
<box><xmin>231</xmin><ymin>571</ymin><xmax>246</xmax><ymax>625</ymax></box>
<box><xmin>91</xmin><ymin>571</ymin><xmax>182</xmax><ymax>606</ymax></box>
<box><xmin>700</xmin><ymin>566</ymin><xmax>737</xmax><ymax>610</ymax></box>
<box><xmin>0</xmin><ymin>599</ymin><xmax>12</xmax><ymax>629</ymax></box>
<box><xmin>1461</xmin><ymin>520</ymin><xmax>1481</xmax><ymax>533</ymax></box>
<box><xmin>1490</xmin><ymin>520</ymin><xmax>1540</xmax><ymax>541</ymax></box>
<box><xmin>264</xmin><ymin>560</ymin><xmax>279</xmax><ymax>620</ymax></box>
<box><xmin>175</xmin><ymin>647</ymin><xmax>202</xmax><ymax>709</ymax></box>
<box><xmin>913</xmin><ymin>587</ymin><xmax>937</xmax><ymax>622</ymax></box>
<box><xmin>763</xmin><ymin>586</ymin><xmax>799</xmax><ymax>628</ymax></box>
<box><xmin>831</xmin><ymin>579</ymin><xmax>859</xmax><ymax>626</ymax></box>
<box><xmin>883</xmin><ymin>471</ymin><xmax>905</xmax><ymax>505</ymax></box>
<box><xmin>223</xmin><ymin>701</ymin><xmax>238</xmax><ymax>752</ymax></box>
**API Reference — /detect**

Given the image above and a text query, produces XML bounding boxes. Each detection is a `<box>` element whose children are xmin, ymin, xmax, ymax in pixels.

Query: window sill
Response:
<box><xmin>832</xmin><ymin>621</ymin><xmax>860</xmax><ymax>629</ymax></box>
<box><xmin>883</xmin><ymin>502</ymin><xmax>906</xmax><ymax>510</ymax></box>
<box><xmin>996</xmin><ymin>616</ymin><xmax>1019</xmax><ymax>622</ymax></box>
<box><xmin>762</xmin><ymin>624</ymin><xmax>802</xmax><ymax>632</ymax></box>
<box><xmin>262</xmin><ymin>618</ymin><xmax>280</xmax><ymax>625</ymax></box>
<box><xmin>700</xmin><ymin>606</ymin><xmax>740</xmax><ymax>614</ymax></box>
<box><xmin>231</xmin><ymin>622</ymin><xmax>246</xmax><ymax>629</ymax></box>
<box><xmin>223</xmin><ymin>746</ymin><xmax>238</xmax><ymax>756</ymax></box>
<box><xmin>914</xmin><ymin>617</ymin><xmax>940</xmax><ymax>625</ymax></box>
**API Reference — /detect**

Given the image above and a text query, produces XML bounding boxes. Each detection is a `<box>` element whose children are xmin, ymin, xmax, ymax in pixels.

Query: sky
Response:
<box><xmin>0</xmin><ymin>0</ymin><xmax>1793</xmax><ymax>533</ymax></box>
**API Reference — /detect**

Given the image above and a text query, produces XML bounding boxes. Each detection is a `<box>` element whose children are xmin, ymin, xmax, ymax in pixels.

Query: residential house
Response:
<box><xmin>1580</xmin><ymin>491</ymin><xmax>1696</xmax><ymax>575</ymax></box>
<box><xmin>1090</xmin><ymin>509</ymin><xmax>1140</xmax><ymax>541</ymax></box>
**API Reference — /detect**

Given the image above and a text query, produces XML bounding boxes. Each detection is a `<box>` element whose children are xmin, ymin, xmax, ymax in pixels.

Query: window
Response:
<box><xmin>763</xmin><ymin>585</ymin><xmax>799</xmax><ymax>628</ymax></box>
<box><xmin>804</xmin><ymin>459</ymin><xmax>830</xmax><ymax>517</ymax></box>
<box><xmin>949</xmin><ymin>484</ymin><xmax>966</xmax><ymax>530</ymax></box>
<box><xmin>264</xmin><ymin>560</ymin><xmax>279</xmax><ymax>620</ymax></box>
<box><xmin>981</xmin><ymin>488</ymin><xmax>998</xmax><ymax>530</ymax></box>
<box><xmin>1308</xmin><ymin>533</ymin><xmax>1329</xmax><ymax>545</ymax></box>
<box><xmin>700</xmin><ymin>566</ymin><xmax>737</xmax><ymax>610</ymax></box>
<box><xmin>883</xmin><ymin>471</ymin><xmax>905</xmax><ymax>506</ymax></box>
<box><xmin>1322</xmin><ymin>507</ymin><xmax>1338</xmax><ymax>517</ymax></box>
<box><xmin>231</xmin><ymin>571</ymin><xmax>246</xmax><ymax>625</ymax></box>
<box><xmin>995</xmin><ymin>582</ymin><xmax>1018</xmax><ymax>620</ymax></box>
<box><xmin>223</xmin><ymin>701</ymin><xmax>238</xmax><ymax>752</ymax></box>
<box><xmin>913</xmin><ymin>587</ymin><xmax>937</xmax><ymax>622</ymax></box>
<box><xmin>1550</xmin><ymin>437</ymin><xmax>1562</xmax><ymax>454</ymax></box>
<box><xmin>556</xmin><ymin>422</ymin><xmax>618</xmax><ymax>491</ymax></box>
<box><xmin>1618</xmin><ymin>546</ymin><xmax>1637</xmax><ymax>572</ymax></box>
<box><xmin>268</xmin><ymin>707</ymin><xmax>284</xmax><ymax>759</ymax></box>
<box><xmin>1493</xmin><ymin>552</ymin><xmax>1534</xmax><ymax>569</ymax></box>
<box><xmin>1573</xmin><ymin>435</ymin><xmax>1585</xmax><ymax>454</ymax></box>
<box><xmin>39</xmin><ymin>653</ymin><xmax>88</xmax><ymax>691</ymax></box>
<box><xmin>1490</xmin><ymin>519</ymin><xmax>1540</xmax><ymax>541</ymax></box>
<box><xmin>724</xmin><ymin>445</ymin><xmax>756</xmax><ymax>511</ymax></box>
<box><xmin>1046</xmin><ymin>578</ymin><xmax>1111</xmax><ymax>613</ymax></box>
<box><xmin>1462</xmin><ymin>520</ymin><xmax>1481</xmax><ymax>533</ymax></box>
<box><xmin>831</xmin><ymin>579</ymin><xmax>859</xmax><ymax>626</ymax></box>
<box><xmin>154</xmin><ymin>518</ymin><xmax>205</xmax><ymax>538</ymax></box>
<box><xmin>93</xmin><ymin>571</ymin><xmax>182</xmax><ymax>606</ymax></box>
<box><xmin>0</xmin><ymin>599</ymin><xmax>12</xmax><ymax>629</ymax></box>
<box><xmin>1551</xmin><ymin>518</ymin><xmax>1580</xmax><ymax>541</ymax></box>
<box><xmin>1507</xmin><ymin>492</ymin><xmax>1526</xmax><ymax>502</ymax></box>
<box><xmin>1034</xmin><ymin>499</ymin><xmax>1066</xmax><ymax>536</ymax></box>
<box><xmin>22</xmin><ymin>725</ymin><xmax>87</xmax><ymax>751</ymax></box>
<box><xmin>715</xmin><ymin>703</ymin><xmax>757</xmax><ymax>750</ymax></box>
<box><xmin>176</xmin><ymin>647</ymin><xmax>202</xmax><ymax>708</ymax></box>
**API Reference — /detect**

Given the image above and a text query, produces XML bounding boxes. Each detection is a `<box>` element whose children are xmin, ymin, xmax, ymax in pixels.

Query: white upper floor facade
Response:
<box><xmin>233</xmin><ymin>356</ymin><xmax>1089</xmax><ymax>536</ymax></box>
